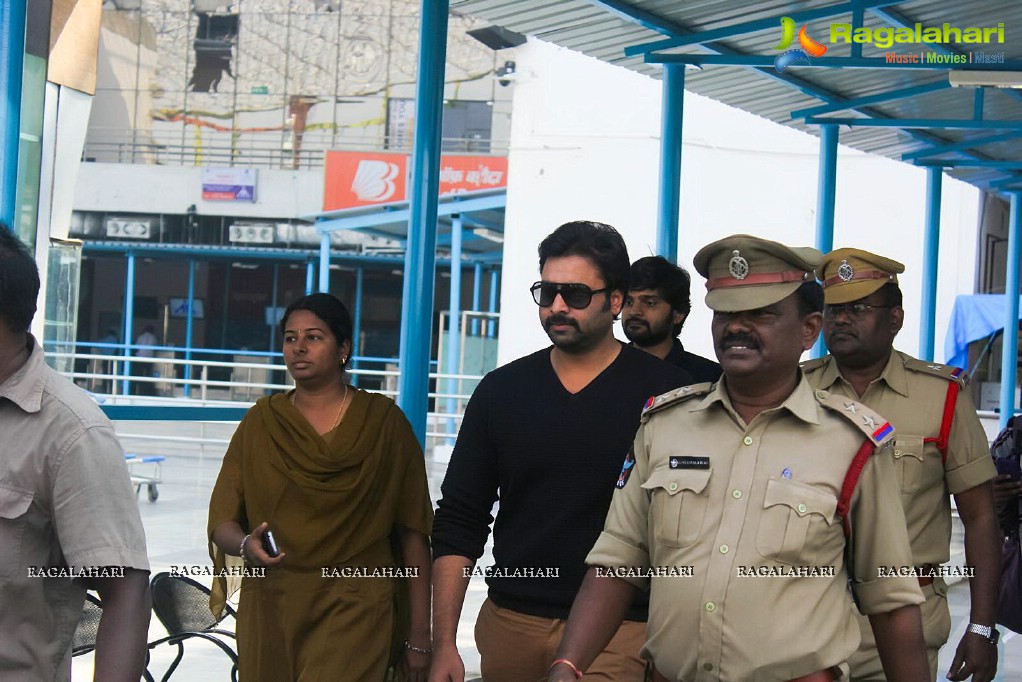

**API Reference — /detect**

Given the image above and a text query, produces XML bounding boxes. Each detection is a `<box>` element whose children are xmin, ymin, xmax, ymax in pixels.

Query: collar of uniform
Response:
<box><xmin>694</xmin><ymin>372</ymin><xmax>821</xmax><ymax>426</ymax></box>
<box><xmin>875</xmin><ymin>350</ymin><xmax>910</xmax><ymax>397</ymax></box>
<box><xmin>0</xmin><ymin>335</ymin><xmax>46</xmax><ymax>414</ymax></box>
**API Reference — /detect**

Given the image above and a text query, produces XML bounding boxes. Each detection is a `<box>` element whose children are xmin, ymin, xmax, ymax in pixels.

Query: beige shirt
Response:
<box><xmin>804</xmin><ymin>351</ymin><xmax>996</xmax><ymax>565</ymax></box>
<box><xmin>588</xmin><ymin>375</ymin><xmax>923</xmax><ymax>681</ymax></box>
<box><xmin>0</xmin><ymin>338</ymin><xmax>149</xmax><ymax>682</ymax></box>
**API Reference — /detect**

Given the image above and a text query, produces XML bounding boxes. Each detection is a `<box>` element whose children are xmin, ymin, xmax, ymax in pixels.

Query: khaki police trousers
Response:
<box><xmin>474</xmin><ymin>597</ymin><xmax>647</xmax><ymax>681</ymax></box>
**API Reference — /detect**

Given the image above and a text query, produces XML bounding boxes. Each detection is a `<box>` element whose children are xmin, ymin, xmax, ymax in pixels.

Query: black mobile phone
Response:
<box><xmin>262</xmin><ymin>530</ymin><xmax>280</xmax><ymax>557</ymax></box>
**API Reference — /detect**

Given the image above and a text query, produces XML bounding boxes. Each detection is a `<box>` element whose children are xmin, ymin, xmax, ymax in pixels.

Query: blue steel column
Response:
<box><xmin>920</xmin><ymin>167</ymin><xmax>942</xmax><ymax>361</ymax></box>
<box><xmin>0</xmin><ymin>0</ymin><xmax>26</xmax><ymax>228</ymax></box>
<box><xmin>471</xmin><ymin>262</ymin><xmax>482</xmax><ymax>335</ymax></box>
<box><xmin>488</xmin><ymin>268</ymin><xmax>499</xmax><ymax>337</ymax></box>
<box><xmin>397</xmin><ymin>0</ymin><xmax>449</xmax><ymax>446</ymax></box>
<box><xmin>269</xmin><ymin>263</ymin><xmax>279</xmax><ymax>352</ymax></box>
<box><xmin>318</xmin><ymin>231</ymin><xmax>330</xmax><ymax>292</ymax></box>
<box><xmin>812</xmin><ymin>124</ymin><xmax>838</xmax><ymax>359</ymax></box>
<box><xmin>122</xmin><ymin>253</ymin><xmax>137</xmax><ymax>395</ymax></box>
<box><xmin>352</xmin><ymin>267</ymin><xmax>364</xmax><ymax>381</ymax></box>
<box><xmin>445</xmin><ymin>216</ymin><xmax>463</xmax><ymax>442</ymax></box>
<box><xmin>656</xmin><ymin>64</ymin><xmax>685</xmax><ymax>262</ymax></box>
<box><xmin>305</xmin><ymin>259</ymin><xmax>314</xmax><ymax>295</ymax></box>
<box><xmin>1000</xmin><ymin>192</ymin><xmax>1022</xmax><ymax>428</ymax></box>
<box><xmin>184</xmin><ymin>259</ymin><xmax>196</xmax><ymax>397</ymax></box>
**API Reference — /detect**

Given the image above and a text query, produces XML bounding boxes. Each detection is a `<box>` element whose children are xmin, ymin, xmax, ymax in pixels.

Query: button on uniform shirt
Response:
<box><xmin>0</xmin><ymin>338</ymin><xmax>149</xmax><ymax>682</ymax></box>
<box><xmin>804</xmin><ymin>351</ymin><xmax>996</xmax><ymax>566</ymax></box>
<box><xmin>587</xmin><ymin>375</ymin><xmax>923</xmax><ymax>681</ymax></box>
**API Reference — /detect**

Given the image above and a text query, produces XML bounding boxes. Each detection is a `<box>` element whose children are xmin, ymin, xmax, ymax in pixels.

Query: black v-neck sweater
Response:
<box><xmin>433</xmin><ymin>343</ymin><xmax>692</xmax><ymax>620</ymax></box>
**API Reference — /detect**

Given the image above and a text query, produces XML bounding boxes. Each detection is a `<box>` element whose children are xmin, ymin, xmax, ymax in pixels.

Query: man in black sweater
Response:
<box><xmin>430</xmin><ymin>221</ymin><xmax>692</xmax><ymax>682</ymax></box>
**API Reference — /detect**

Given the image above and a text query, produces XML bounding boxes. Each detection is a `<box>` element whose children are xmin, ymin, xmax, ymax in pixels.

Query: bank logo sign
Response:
<box><xmin>772</xmin><ymin>17</ymin><xmax>1007</xmax><ymax>72</ymax></box>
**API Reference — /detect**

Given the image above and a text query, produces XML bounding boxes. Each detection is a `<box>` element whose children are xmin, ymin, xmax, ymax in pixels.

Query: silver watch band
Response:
<box><xmin>967</xmin><ymin>623</ymin><xmax>992</xmax><ymax>639</ymax></box>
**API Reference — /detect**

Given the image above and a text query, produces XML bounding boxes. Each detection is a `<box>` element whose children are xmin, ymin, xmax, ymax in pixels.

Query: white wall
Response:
<box><xmin>497</xmin><ymin>38</ymin><xmax>979</xmax><ymax>368</ymax></box>
<box><xmin>73</xmin><ymin>163</ymin><xmax>324</xmax><ymax>219</ymax></box>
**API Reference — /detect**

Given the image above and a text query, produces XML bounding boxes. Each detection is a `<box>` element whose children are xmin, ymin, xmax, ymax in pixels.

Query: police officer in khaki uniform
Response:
<box><xmin>803</xmin><ymin>248</ymin><xmax>1000</xmax><ymax>682</ymax></box>
<box><xmin>548</xmin><ymin>235</ymin><xmax>929</xmax><ymax>682</ymax></box>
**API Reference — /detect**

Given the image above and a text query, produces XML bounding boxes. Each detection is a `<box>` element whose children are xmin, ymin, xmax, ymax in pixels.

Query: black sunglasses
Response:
<box><xmin>530</xmin><ymin>281</ymin><xmax>610</xmax><ymax>309</ymax></box>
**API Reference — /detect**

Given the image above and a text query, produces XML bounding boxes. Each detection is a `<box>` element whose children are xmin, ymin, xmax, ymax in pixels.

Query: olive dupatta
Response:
<box><xmin>207</xmin><ymin>387</ymin><xmax>433</xmax><ymax>638</ymax></box>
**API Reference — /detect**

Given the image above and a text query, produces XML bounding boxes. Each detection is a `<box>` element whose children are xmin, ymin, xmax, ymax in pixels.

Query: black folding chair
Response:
<box><xmin>72</xmin><ymin>593</ymin><xmax>103</xmax><ymax>658</ymax></box>
<box><xmin>146</xmin><ymin>572</ymin><xmax>238</xmax><ymax>682</ymax></box>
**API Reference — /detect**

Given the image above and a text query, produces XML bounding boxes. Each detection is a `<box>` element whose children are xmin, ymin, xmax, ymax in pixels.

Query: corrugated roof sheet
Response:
<box><xmin>452</xmin><ymin>0</ymin><xmax>1022</xmax><ymax>191</ymax></box>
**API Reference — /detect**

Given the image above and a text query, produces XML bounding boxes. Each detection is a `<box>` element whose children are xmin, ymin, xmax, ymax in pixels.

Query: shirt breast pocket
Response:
<box><xmin>641</xmin><ymin>467</ymin><xmax>711</xmax><ymax>549</ymax></box>
<box><xmin>893</xmin><ymin>435</ymin><xmax>928</xmax><ymax>494</ymax></box>
<box><xmin>756</xmin><ymin>478</ymin><xmax>837</xmax><ymax>565</ymax></box>
<box><xmin>0</xmin><ymin>484</ymin><xmax>34</xmax><ymax>579</ymax></box>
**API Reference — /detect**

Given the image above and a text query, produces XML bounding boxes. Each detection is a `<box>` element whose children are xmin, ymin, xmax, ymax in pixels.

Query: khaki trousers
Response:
<box><xmin>474</xmin><ymin>598</ymin><xmax>647</xmax><ymax>681</ymax></box>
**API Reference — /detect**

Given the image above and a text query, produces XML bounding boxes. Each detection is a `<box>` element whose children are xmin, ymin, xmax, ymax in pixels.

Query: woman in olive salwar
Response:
<box><xmin>208</xmin><ymin>293</ymin><xmax>433</xmax><ymax>681</ymax></box>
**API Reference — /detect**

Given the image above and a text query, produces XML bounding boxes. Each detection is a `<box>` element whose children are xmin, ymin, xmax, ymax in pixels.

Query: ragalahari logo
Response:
<box><xmin>774</xmin><ymin>17</ymin><xmax>828</xmax><ymax>72</ymax></box>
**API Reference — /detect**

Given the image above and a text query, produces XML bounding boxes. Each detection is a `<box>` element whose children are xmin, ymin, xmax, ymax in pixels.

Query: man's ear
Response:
<box><xmin>673</xmin><ymin>311</ymin><xmax>686</xmax><ymax>327</ymax></box>
<box><xmin>802</xmin><ymin>312</ymin><xmax>823</xmax><ymax>351</ymax></box>
<box><xmin>609</xmin><ymin>290</ymin><xmax>624</xmax><ymax>317</ymax></box>
<box><xmin>889</xmin><ymin>306</ymin><xmax>905</xmax><ymax>336</ymax></box>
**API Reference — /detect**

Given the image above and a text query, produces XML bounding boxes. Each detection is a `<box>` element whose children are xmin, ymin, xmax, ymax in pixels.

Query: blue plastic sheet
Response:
<box><xmin>945</xmin><ymin>294</ymin><xmax>1022</xmax><ymax>369</ymax></box>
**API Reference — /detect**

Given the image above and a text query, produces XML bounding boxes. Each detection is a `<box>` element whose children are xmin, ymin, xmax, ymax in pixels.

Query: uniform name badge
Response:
<box><xmin>669</xmin><ymin>456</ymin><xmax>710</xmax><ymax>470</ymax></box>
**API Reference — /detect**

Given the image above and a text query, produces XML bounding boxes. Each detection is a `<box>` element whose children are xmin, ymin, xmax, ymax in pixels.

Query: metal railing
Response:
<box><xmin>52</xmin><ymin>347</ymin><xmax>484</xmax><ymax>449</ymax></box>
<box><xmin>82</xmin><ymin>128</ymin><xmax>509</xmax><ymax>170</ymax></box>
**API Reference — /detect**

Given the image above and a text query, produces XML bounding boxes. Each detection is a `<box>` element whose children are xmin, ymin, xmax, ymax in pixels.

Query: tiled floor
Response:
<box><xmin>72</xmin><ymin>419</ymin><xmax>1021</xmax><ymax>680</ymax></box>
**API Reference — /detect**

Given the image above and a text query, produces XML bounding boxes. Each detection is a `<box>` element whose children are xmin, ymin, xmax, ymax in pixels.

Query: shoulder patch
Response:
<box><xmin>817</xmin><ymin>390</ymin><xmax>895</xmax><ymax>447</ymax></box>
<box><xmin>799</xmin><ymin>356</ymin><xmax>828</xmax><ymax>374</ymax></box>
<box><xmin>903</xmin><ymin>357</ymin><xmax>969</xmax><ymax>388</ymax></box>
<box><xmin>640</xmin><ymin>382</ymin><xmax>714</xmax><ymax>422</ymax></box>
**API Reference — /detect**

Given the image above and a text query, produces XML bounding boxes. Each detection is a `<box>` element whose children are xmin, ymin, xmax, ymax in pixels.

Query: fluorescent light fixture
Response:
<box><xmin>949</xmin><ymin>70</ymin><xmax>1022</xmax><ymax>88</ymax></box>
<box><xmin>472</xmin><ymin>228</ymin><xmax>504</xmax><ymax>243</ymax></box>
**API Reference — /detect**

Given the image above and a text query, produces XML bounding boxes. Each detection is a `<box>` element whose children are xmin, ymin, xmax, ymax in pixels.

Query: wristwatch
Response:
<box><xmin>966</xmin><ymin>623</ymin><xmax>1000</xmax><ymax>645</ymax></box>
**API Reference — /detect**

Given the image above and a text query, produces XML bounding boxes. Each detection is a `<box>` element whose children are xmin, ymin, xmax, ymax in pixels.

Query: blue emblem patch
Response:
<box><xmin>616</xmin><ymin>451</ymin><xmax>636</xmax><ymax>489</ymax></box>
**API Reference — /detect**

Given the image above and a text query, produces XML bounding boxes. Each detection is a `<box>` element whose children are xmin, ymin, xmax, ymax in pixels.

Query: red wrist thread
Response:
<box><xmin>549</xmin><ymin>658</ymin><xmax>583</xmax><ymax>679</ymax></box>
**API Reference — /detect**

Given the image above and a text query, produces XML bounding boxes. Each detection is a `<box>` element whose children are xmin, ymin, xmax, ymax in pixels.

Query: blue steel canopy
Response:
<box><xmin>305</xmin><ymin>187</ymin><xmax>507</xmax><ymax>264</ymax></box>
<box><xmin>451</xmin><ymin>0</ymin><xmax>1022</xmax><ymax>193</ymax></box>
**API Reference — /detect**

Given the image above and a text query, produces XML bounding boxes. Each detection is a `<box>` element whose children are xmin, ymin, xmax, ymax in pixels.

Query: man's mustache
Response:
<box><xmin>545</xmin><ymin>314</ymin><xmax>579</xmax><ymax>330</ymax></box>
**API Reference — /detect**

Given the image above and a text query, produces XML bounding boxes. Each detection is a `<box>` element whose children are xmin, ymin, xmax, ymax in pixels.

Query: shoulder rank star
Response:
<box><xmin>843</xmin><ymin>401</ymin><xmax>858</xmax><ymax>414</ymax></box>
<box><xmin>862</xmin><ymin>415</ymin><xmax>876</xmax><ymax>430</ymax></box>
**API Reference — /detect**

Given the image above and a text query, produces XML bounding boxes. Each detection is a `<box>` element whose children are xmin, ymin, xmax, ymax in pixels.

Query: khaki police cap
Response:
<box><xmin>693</xmin><ymin>234</ymin><xmax>822</xmax><ymax>312</ymax></box>
<box><xmin>819</xmin><ymin>247</ymin><xmax>904</xmax><ymax>305</ymax></box>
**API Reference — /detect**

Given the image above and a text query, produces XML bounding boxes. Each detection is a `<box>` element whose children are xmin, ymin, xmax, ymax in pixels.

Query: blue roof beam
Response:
<box><xmin>870</xmin><ymin>6</ymin><xmax>1022</xmax><ymax>106</ymax></box>
<box><xmin>623</xmin><ymin>0</ymin><xmax>909</xmax><ymax>57</ymax></box>
<box><xmin>901</xmin><ymin>132</ymin><xmax>1022</xmax><ymax>161</ymax></box>
<box><xmin>791</xmin><ymin>81</ymin><xmax>949</xmax><ymax>119</ymax></box>
<box><xmin>987</xmin><ymin>175</ymin><xmax>1022</xmax><ymax>189</ymax></box>
<box><xmin>646</xmin><ymin>54</ymin><xmax>1022</xmax><ymax>71</ymax></box>
<box><xmin>805</xmin><ymin>116</ymin><xmax>1022</xmax><ymax>130</ymax></box>
<box><xmin>315</xmin><ymin>193</ymin><xmax>507</xmax><ymax>233</ymax></box>
<box><xmin>587</xmin><ymin>0</ymin><xmax>688</xmax><ymax>37</ymax></box>
<box><xmin>915</xmin><ymin>160</ymin><xmax>1022</xmax><ymax>169</ymax></box>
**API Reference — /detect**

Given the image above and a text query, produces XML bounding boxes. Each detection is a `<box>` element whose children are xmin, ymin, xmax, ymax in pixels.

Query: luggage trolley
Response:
<box><xmin>125</xmin><ymin>454</ymin><xmax>165</xmax><ymax>502</ymax></box>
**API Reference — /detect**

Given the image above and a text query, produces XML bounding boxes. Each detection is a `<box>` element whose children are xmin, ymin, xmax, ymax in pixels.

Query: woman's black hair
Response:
<box><xmin>279</xmin><ymin>293</ymin><xmax>354</xmax><ymax>368</ymax></box>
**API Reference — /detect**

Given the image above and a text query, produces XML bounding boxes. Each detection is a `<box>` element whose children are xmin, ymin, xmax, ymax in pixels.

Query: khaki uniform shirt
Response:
<box><xmin>804</xmin><ymin>351</ymin><xmax>996</xmax><ymax>565</ymax></box>
<box><xmin>0</xmin><ymin>338</ymin><xmax>149</xmax><ymax>682</ymax></box>
<box><xmin>587</xmin><ymin>375</ymin><xmax>923</xmax><ymax>681</ymax></box>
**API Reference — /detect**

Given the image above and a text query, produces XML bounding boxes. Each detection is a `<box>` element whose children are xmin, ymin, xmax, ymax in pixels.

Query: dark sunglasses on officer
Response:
<box><xmin>530</xmin><ymin>281</ymin><xmax>609</xmax><ymax>309</ymax></box>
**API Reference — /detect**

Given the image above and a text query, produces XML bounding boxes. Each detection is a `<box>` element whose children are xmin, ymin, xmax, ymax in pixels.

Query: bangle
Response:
<box><xmin>403</xmin><ymin>640</ymin><xmax>432</xmax><ymax>655</ymax></box>
<box><xmin>239</xmin><ymin>534</ymin><xmax>251</xmax><ymax>561</ymax></box>
<box><xmin>549</xmin><ymin>658</ymin><xmax>583</xmax><ymax>680</ymax></box>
